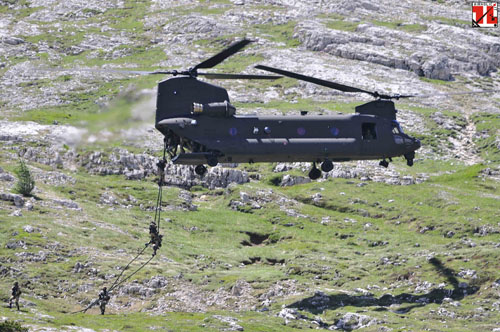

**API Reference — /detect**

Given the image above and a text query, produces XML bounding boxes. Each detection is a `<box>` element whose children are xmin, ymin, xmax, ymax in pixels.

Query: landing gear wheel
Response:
<box><xmin>379</xmin><ymin>159</ymin><xmax>389</xmax><ymax>168</ymax></box>
<box><xmin>308</xmin><ymin>162</ymin><xmax>322</xmax><ymax>180</ymax></box>
<box><xmin>404</xmin><ymin>152</ymin><xmax>415</xmax><ymax>167</ymax></box>
<box><xmin>195</xmin><ymin>164</ymin><xmax>207</xmax><ymax>176</ymax></box>
<box><xmin>321</xmin><ymin>159</ymin><xmax>334</xmax><ymax>172</ymax></box>
<box><xmin>207</xmin><ymin>156</ymin><xmax>218</xmax><ymax>167</ymax></box>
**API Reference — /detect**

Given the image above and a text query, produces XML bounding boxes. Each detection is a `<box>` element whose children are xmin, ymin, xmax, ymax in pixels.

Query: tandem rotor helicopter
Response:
<box><xmin>151</xmin><ymin>38</ymin><xmax>421</xmax><ymax>179</ymax></box>
<box><xmin>62</xmin><ymin>39</ymin><xmax>496</xmax><ymax>179</ymax></box>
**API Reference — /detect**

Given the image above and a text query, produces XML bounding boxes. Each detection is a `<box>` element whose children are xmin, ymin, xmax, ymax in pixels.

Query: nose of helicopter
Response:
<box><xmin>413</xmin><ymin>138</ymin><xmax>421</xmax><ymax>151</ymax></box>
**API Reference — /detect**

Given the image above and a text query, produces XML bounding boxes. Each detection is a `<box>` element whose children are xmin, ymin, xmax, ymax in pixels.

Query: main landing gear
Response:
<box><xmin>379</xmin><ymin>159</ymin><xmax>389</xmax><ymax>168</ymax></box>
<box><xmin>321</xmin><ymin>159</ymin><xmax>333</xmax><ymax>172</ymax></box>
<box><xmin>195</xmin><ymin>154</ymin><xmax>218</xmax><ymax>177</ymax></box>
<box><xmin>308</xmin><ymin>159</ymin><xmax>333</xmax><ymax>180</ymax></box>
<box><xmin>195</xmin><ymin>164</ymin><xmax>207</xmax><ymax>176</ymax></box>
<box><xmin>308</xmin><ymin>162</ymin><xmax>322</xmax><ymax>180</ymax></box>
<box><xmin>379</xmin><ymin>157</ymin><xmax>393</xmax><ymax>168</ymax></box>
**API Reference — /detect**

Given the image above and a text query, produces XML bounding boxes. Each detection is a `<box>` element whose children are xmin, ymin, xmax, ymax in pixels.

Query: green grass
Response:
<box><xmin>419</xmin><ymin>77</ymin><xmax>455</xmax><ymax>85</ymax></box>
<box><xmin>421</xmin><ymin>15</ymin><xmax>470</xmax><ymax>27</ymax></box>
<box><xmin>471</xmin><ymin>112</ymin><xmax>500</xmax><ymax>162</ymax></box>
<box><xmin>372</xmin><ymin>20</ymin><xmax>427</xmax><ymax>33</ymax></box>
<box><xmin>254</xmin><ymin>21</ymin><xmax>301</xmax><ymax>47</ymax></box>
<box><xmin>216</xmin><ymin>54</ymin><xmax>265</xmax><ymax>73</ymax></box>
<box><xmin>327</xmin><ymin>20</ymin><xmax>359</xmax><ymax>32</ymax></box>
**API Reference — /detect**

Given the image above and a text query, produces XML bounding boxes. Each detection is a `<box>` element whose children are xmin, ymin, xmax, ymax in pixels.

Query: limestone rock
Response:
<box><xmin>336</xmin><ymin>312</ymin><xmax>378</xmax><ymax>330</ymax></box>
<box><xmin>52</xmin><ymin>199</ymin><xmax>80</xmax><ymax>210</ymax></box>
<box><xmin>280</xmin><ymin>174</ymin><xmax>311</xmax><ymax>187</ymax></box>
<box><xmin>0</xmin><ymin>193</ymin><xmax>25</xmax><ymax>207</ymax></box>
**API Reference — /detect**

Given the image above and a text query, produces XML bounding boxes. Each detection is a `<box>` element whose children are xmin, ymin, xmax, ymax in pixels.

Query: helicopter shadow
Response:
<box><xmin>288</xmin><ymin>258</ymin><xmax>479</xmax><ymax>314</ymax></box>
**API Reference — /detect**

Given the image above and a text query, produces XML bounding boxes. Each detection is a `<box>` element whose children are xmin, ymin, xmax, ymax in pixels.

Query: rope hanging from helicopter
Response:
<box><xmin>73</xmin><ymin>141</ymin><xmax>168</xmax><ymax>314</ymax></box>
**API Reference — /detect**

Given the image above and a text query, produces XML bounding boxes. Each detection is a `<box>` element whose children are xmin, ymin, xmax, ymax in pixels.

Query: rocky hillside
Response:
<box><xmin>1</xmin><ymin>0</ymin><xmax>499</xmax><ymax>331</ymax></box>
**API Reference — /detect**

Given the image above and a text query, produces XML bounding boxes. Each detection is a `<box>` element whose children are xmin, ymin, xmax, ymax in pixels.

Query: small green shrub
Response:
<box><xmin>267</xmin><ymin>174</ymin><xmax>282</xmax><ymax>186</ymax></box>
<box><xmin>13</xmin><ymin>159</ymin><xmax>35</xmax><ymax>196</ymax></box>
<box><xmin>0</xmin><ymin>320</ymin><xmax>29</xmax><ymax>332</ymax></box>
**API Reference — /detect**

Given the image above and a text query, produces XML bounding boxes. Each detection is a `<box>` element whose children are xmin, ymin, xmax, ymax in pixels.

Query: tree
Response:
<box><xmin>0</xmin><ymin>320</ymin><xmax>29</xmax><ymax>332</ymax></box>
<box><xmin>13</xmin><ymin>159</ymin><xmax>35</xmax><ymax>197</ymax></box>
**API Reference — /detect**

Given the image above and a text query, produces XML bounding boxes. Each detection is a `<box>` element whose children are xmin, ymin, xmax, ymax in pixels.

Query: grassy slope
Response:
<box><xmin>1</xmin><ymin>158</ymin><xmax>499</xmax><ymax>331</ymax></box>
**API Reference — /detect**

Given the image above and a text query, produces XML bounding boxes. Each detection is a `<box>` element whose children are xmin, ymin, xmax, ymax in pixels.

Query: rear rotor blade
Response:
<box><xmin>256</xmin><ymin>64</ymin><xmax>377</xmax><ymax>97</ymax></box>
<box><xmin>193</xmin><ymin>39</ymin><xmax>252</xmax><ymax>70</ymax></box>
<box><xmin>198</xmin><ymin>72</ymin><xmax>281</xmax><ymax>79</ymax></box>
<box><xmin>38</xmin><ymin>67</ymin><xmax>173</xmax><ymax>76</ymax></box>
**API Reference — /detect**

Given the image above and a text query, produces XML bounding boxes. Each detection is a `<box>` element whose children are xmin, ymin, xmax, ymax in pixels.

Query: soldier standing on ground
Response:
<box><xmin>9</xmin><ymin>282</ymin><xmax>21</xmax><ymax>310</ymax></box>
<box><xmin>98</xmin><ymin>287</ymin><xmax>110</xmax><ymax>315</ymax></box>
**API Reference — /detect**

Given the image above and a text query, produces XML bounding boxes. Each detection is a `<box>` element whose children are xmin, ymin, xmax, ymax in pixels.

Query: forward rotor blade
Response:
<box><xmin>197</xmin><ymin>72</ymin><xmax>281</xmax><ymax>79</ymax></box>
<box><xmin>193</xmin><ymin>39</ymin><xmax>252</xmax><ymax>70</ymax></box>
<box><xmin>403</xmin><ymin>90</ymin><xmax>500</xmax><ymax>99</ymax></box>
<box><xmin>255</xmin><ymin>64</ymin><xmax>376</xmax><ymax>97</ymax></box>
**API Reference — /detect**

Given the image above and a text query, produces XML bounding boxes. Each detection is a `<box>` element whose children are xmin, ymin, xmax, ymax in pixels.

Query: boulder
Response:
<box><xmin>336</xmin><ymin>312</ymin><xmax>378</xmax><ymax>330</ymax></box>
<box><xmin>422</xmin><ymin>56</ymin><xmax>452</xmax><ymax>81</ymax></box>
<box><xmin>0</xmin><ymin>193</ymin><xmax>25</xmax><ymax>207</ymax></box>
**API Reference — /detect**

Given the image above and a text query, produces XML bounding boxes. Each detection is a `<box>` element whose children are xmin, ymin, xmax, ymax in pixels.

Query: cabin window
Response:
<box><xmin>362</xmin><ymin>123</ymin><xmax>377</xmax><ymax>140</ymax></box>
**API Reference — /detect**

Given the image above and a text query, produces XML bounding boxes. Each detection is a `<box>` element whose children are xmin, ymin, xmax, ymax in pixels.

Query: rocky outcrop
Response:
<box><xmin>280</xmin><ymin>174</ymin><xmax>311</xmax><ymax>187</ymax></box>
<box><xmin>273</xmin><ymin>161</ymin><xmax>428</xmax><ymax>185</ymax></box>
<box><xmin>15</xmin><ymin>145</ymin><xmax>249</xmax><ymax>189</ymax></box>
<box><xmin>294</xmin><ymin>20</ymin><xmax>499</xmax><ymax>80</ymax></box>
<box><xmin>0</xmin><ymin>193</ymin><xmax>25</xmax><ymax>207</ymax></box>
<box><xmin>163</xmin><ymin>164</ymin><xmax>249</xmax><ymax>189</ymax></box>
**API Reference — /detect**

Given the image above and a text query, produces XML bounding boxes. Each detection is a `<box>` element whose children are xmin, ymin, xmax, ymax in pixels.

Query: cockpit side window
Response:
<box><xmin>362</xmin><ymin>123</ymin><xmax>377</xmax><ymax>140</ymax></box>
<box><xmin>391</xmin><ymin>121</ymin><xmax>404</xmax><ymax>134</ymax></box>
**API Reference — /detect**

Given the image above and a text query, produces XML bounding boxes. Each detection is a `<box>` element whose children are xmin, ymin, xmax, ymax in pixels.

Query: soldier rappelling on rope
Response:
<box><xmin>147</xmin><ymin>221</ymin><xmax>163</xmax><ymax>256</ymax></box>
<box><xmin>75</xmin><ymin>149</ymin><xmax>168</xmax><ymax>315</ymax></box>
<box><xmin>157</xmin><ymin>158</ymin><xmax>166</xmax><ymax>187</ymax></box>
<box><xmin>147</xmin><ymin>153</ymin><xmax>166</xmax><ymax>257</ymax></box>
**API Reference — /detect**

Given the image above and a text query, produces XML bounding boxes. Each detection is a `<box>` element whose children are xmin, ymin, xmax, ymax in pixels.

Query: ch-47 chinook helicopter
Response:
<box><xmin>153</xmin><ymin>39</ymin><xmax>421</xmax><ymax>179</ymax></box>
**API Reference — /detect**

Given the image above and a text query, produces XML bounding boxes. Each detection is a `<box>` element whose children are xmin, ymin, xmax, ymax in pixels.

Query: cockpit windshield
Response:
<box><xmin>391</xmin><ymin>121</ymin><xmax>404</xmax><ymax>134</ymax></box>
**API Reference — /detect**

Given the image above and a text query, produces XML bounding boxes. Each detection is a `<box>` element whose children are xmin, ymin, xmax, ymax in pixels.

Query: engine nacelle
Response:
<box><xmin>192</xmin><ymin>100</ymin><xmax>236</xmax><ymax>117</ymax></box>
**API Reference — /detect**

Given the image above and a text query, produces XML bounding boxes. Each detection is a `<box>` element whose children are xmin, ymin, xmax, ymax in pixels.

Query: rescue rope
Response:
<box><xmin>73</xmin><ymin>143</ymin><xmax>168</xmax><ymax>314</ymax></box>
<box><xmin>73</xmin><ymin>247</ymin><xmax>153</xmax><ymax>315</ymax></box>
<box><xmin>108</xmin><ymin>245</ymin><xmax>149</xmax><ymax>291</ymax></box>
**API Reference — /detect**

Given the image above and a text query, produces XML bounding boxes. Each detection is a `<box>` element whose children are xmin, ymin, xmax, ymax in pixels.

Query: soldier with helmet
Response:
<box><xmin>98</xmin><ymin>287</ymin><xmax>110</xmax><ymax>315</ymax></box>
<box><xmin>9</xmin><ymin>281</ymin><xmax>21</xmax><ymax>311</ymax></box>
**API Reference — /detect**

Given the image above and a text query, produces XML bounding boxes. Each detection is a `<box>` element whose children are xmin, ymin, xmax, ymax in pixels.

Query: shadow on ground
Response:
<box><xmin>288</xmin><ymin>258</ymin><xmax>479</xmax><ymax>314</ymax></box>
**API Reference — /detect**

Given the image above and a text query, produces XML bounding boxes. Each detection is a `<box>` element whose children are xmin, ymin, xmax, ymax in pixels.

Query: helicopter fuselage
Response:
<box><xmin>154</xmin><ymin>76</ymin><xmax>420</xmax><ymax>168</ymax></box>
<box><xmin>157</xmin><ymin>113</ymin><xmax>419</xmax><ymax>165</ymax></box>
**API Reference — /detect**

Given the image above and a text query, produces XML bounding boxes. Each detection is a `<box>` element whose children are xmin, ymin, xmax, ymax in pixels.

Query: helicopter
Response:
<box><xmin>153</xmin><ymin>39</ymin><xmax>421</xmax><ymax>179</ymax></box>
